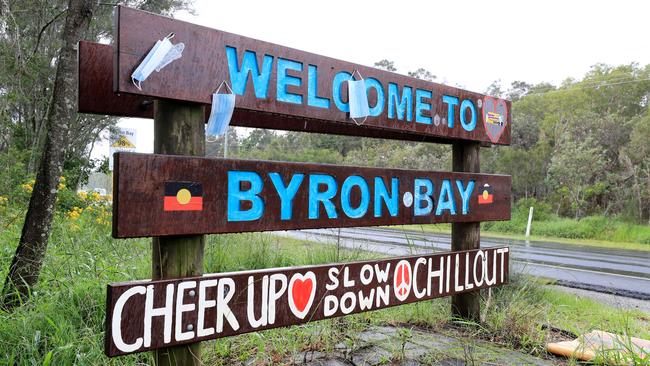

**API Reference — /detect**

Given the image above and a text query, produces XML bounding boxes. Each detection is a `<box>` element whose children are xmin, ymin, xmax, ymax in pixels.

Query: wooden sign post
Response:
<box><xmin>452</xmin><ymin>142</ymin><xmax>481</xmax><ymax>320</ymax></box>
<box><xmin>152</xmin><ymin>100</ymin><xmax>205</xmax><ymax>364</ymax></box>
<box><xmin>76</xmin><ymin>5</ymin><xmax>514</xmax><ymax>361</ymax></box>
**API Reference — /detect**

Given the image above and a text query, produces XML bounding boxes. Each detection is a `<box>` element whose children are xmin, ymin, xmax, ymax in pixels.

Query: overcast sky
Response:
<box><xmin>100</xmin><ymin>0</ymin><xmax>650</xmax><ymax>159</ymax></box>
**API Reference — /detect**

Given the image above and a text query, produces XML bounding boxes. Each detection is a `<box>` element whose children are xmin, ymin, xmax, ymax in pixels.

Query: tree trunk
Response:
<box><xmin>1</xmin><ymin>0</ymin><xmax>95</xmax><ymax>310</ymax></box>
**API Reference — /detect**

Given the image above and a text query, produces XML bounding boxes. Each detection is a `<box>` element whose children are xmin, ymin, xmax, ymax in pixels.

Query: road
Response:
<box><xmin>277</xmin><ymin>227</ymin><xmax>650</xmax><ymax>300</ymax></box>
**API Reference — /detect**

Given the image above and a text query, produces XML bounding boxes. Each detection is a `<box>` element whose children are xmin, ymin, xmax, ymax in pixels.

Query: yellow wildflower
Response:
<box><xmin>90</xmin><ymin>191</ymin><xmax>101</xmax><ymax>201</ymax></box>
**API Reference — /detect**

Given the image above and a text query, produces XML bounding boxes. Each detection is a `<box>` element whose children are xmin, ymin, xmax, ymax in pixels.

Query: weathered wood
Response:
<box><xmin>112</xmin><ymin>153</ymin><xmax>512</xmax><ymax>238</ymax></box>
<box><xmin>79</xmin><ymin>41</ymin><xmax>512</xmax><ymax>146</ymax></box>
<box><xmin>105</xmin><ymin>247</ymin><xmax>510</xmax><ymax>356</ymax></box>
<box><xmin>451</xmin><ymin>142</ymin><xmax>481</xmax><ymax>320</ymax></box>
<box><xmin>151</xmin><ymin>100</ymin><xmax>205</xmax><ymax>365</ymax></box>
<box><xmin>108</xmin><ymin>6</ymin><xmax>511</xmax><ymax>146</ymax></box>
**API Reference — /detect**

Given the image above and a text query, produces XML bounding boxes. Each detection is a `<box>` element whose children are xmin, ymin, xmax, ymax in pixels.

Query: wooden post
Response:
<box><xmin>152</xmin><ymin>100</ymin><xmax>205</xmax><ymax>365</ymax></box>
<box><xmin>451</xmin><ymin>142</ymin><xmax>481</xmax><ymax>321</ymax></box>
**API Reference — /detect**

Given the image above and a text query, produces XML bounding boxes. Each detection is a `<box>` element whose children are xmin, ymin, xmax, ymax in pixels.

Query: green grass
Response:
<box><xmin>0</xmin><ymin>204</ymin><xmax>649</xmax><ymax>364</ymax></box>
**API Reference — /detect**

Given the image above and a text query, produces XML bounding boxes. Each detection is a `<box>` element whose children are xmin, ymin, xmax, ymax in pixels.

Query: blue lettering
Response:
<box><xmin>415</xmin><ymin>89</ymin><xmax>432</xmax><ymax>124</ymax></box>
<box><xmin>277</xmin><ymin>58</ymin><xmax>303</xmax><ymax>104</ymax></box>
<box><xmin>455</xmin><ymin>179</ymin><xmax>474</xmax><ymax>215</ymax></box>
<box><xmin>308</xmin><ymin>174</ymin><xmax>338</xmax><ymax>219</ymax></box>
<box><xmin>374</xmin><ymin>177</ymin><xmax>398</xmax><ymax>217</ymax></box>
<box><xmin>307</xmin><ymin>65</ymin><xmax>330</xmax><ymax>109</ymax></box>
<box><xmin>341</xmin><ymin>176</ymin><xmax>370</xmax><ymax>218</ymax></box>
<box><xmin>269</xmin><ymin>173</ymin><xmax>304</xmax><ymax>220</ymax></box>
<box><xmin>227</xmin><ymin>171</ymin><xmax>264</xmax><ymax>222</ymax></box>
<box><xmin>442</xmin><ymin>95</ymin><xmax>459</xmax><ymax>128</ymax></box>
<box><xmin>414</xmin><ymin>178</ymin><xmax>434</xmax><ymax>216</ymax></box>
<box><xmin>387</xmin><ymin>83</ymin><xmax>413</xmax><ymax>121</ymax></box>
<box><xmin>460</xmin><ymin>99</ymin><xmax>477</xmax><ymax>131</ymax></box>
<box><xmin>225</xmin><ymin>46</ymin><xmax>273</xmax><ymax>98</ymax></box>
<box><xmin>436</xmin><ymin>179</ymin><xmax>457</xmax><ymax>215</ymax></box>
<box><xmin>365</xmin><ymin>78</ymin><xmax>385</xmax><ymax>117</ymax></box>
<box><xmin>332</xmin><ymin>71</ymin><xmax>351</xmax><ymax>112</ymax></box>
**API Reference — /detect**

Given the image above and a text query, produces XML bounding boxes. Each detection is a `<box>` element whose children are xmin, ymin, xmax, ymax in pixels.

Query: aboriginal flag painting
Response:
<box><xmin>478</xmin><ymin>183</ymin><xmax>494</xmax><ymax>204</ymax></box>
<box><xmin>163</xmin><ymin>181</ymin><xmax>203</xmax><ymax>211</ymax></box>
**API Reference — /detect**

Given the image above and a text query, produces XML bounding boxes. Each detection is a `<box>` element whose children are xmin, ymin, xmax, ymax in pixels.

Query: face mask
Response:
<box><xmin>205</xmin><ymin>92</ymin><xmax>236</xmax><ymax>142</ymax></box>
<box><xmin>347</xmin><ymin>76</ymin><xmax>370</xmax><ymax>124</ymax></box>
<box><xmin>131</xmin><ymin>34</ymin><xmax>183</xmax><ymax>90</ymax></box>
<box><xmin>155</xmin><ymin>42</ymin><xmax>184</xmax><ymax>72</ymax></box>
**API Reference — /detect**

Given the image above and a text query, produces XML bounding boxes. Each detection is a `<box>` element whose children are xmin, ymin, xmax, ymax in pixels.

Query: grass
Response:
<box><xmin>1</xmin><ymin>202</ymin><xmax>649</xmax><ymax>364</ymax></box>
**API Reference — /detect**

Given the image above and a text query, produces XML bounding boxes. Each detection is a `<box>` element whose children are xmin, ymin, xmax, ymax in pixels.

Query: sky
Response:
<box><xmin>97</xmin><ymin>0</ymin><xmax>650</xmax><ymax>159</ymax></box>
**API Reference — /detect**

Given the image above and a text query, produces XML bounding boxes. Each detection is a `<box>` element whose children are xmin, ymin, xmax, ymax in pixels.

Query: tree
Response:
<box><xmin>408</xmin><ymin>68</ymin><xmax>436</xmax><ymax>81</ymax></box>
<box><xmin>485</xmin><ymin>79</ymin><xmax>504</xmax><ymax>98</ymax></box>
<box><xmin>547</xmin><ymin>136</ymin><xmax>606</xmax><ymax>218</ymax></box>
<box><xmin>374</xmin><ymin>59</ymin><xmax>396</xmax><ymax>72</ymax></box>
<box><xmin>1</xmin><ymin>0</ymin><xmax>194</xmax><ymax>309</ymax></box>
<box><xmin>1</xmin><ymin>0</ymin><xmax>96</xmax><ymax>309</ymax></box>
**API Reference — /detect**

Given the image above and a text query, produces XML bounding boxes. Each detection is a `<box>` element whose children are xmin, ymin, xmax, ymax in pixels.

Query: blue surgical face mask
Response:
<box><xmin>131</xmin><ymin>36</ymin><xmax>175</xmax><ymax>90</ymax></box>
<box><xmin>205</xmin><ymin>93</ymin><xmax>236</xmax><ymax>142</ymax></box>
<box><xmin>348</xmin><ymin>78</ymin><xmax>370</xmax><ymax>123</ymax></box>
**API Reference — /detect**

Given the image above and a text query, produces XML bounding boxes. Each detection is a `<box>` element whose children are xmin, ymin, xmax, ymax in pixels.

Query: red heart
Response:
<box><xmin>291</xmin><ymin>278</ymin><xmax>313</xmax><ymax>312</ymax></box>
<box><xmin>482</xmin><ymin>96</ymin><xmax>509</xmax><ymax>144</ymax></box>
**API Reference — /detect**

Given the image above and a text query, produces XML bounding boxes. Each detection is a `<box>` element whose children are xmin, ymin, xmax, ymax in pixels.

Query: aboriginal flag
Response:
<box><xmin>478</xmin><ymin>183</ymin><xmax>493</xmax><ymax>204</ymax></box>
<box><xmin>163</xmin><ymin>181</ymin><xmax>203</xmax><ymax>211</ymax></box>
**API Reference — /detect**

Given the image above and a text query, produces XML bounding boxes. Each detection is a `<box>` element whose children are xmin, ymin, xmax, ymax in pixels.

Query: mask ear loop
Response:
<box><xmin>349</xmin><ymin>69</ymin><xmax>368</xmax><ymax>126</ymax></box>
<box><xmin>132</xmin><ymin>78</ymin><xmax>142</xmax><ymax>91</ymax></box>
<box><xmin>213</xmin><ymin>80</ymin><xmax>234</xmax><ymax>95</ymax></box>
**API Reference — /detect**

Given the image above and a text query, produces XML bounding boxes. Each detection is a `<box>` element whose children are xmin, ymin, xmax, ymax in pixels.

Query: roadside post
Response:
<box><xmin>526</xmin><ymin>206</ymin><xmax>534</xmax><ymax>238</ymax></box>
<box><xmin>451</xmin><ymin>142</ymin><xmax>481</xmax><ymax>320</ymax></box>
<box><xmin>152</xmin><ymin>100</ymin><xmax>205</xmax><ymax>364</ymax></box>
<box><xmin>78</xmin><ymin>5</ymin><xmax>513</xmax><ymax>360</ymax></box>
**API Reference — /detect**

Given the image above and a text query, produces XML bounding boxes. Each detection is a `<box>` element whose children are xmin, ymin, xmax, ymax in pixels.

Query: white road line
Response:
<box><xmin>513</xmin><ymin>260</ymin><xmax>650</xmax><ymax>281</ymax></box>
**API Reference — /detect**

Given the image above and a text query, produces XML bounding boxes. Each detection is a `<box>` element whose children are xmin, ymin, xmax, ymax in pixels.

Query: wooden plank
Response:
<box><xmin>451</xmin><ymin>142</ymin><xmax>481</xmax><ymax>320</ymax></box>
<box><xmin>111</xmin><ymin>6</ymin><xmax>511</xmax><ymax>145</ymax></box>
<box><xmin>78</xmin><ymin>41</ymin><xmax>503</xmax><ymax>145</ymax></box>
<box><xmin>78</xmin><ymin>41</ymin><xmax>153</xmax><ymax>119</ymax></box>
<box><xmin>149</xmin><ymin>100</ymin><xmax>205</xmax><ymax>364</ymax></box>
<box><xmin>105</xmin><ymin>247</ymin><xmax>510</xmax><ymax>356</ymax></box>
<box><xmin>112</xmin><ymin>153</ymin><xmax>511</xmax><ymax>238</ymax></box>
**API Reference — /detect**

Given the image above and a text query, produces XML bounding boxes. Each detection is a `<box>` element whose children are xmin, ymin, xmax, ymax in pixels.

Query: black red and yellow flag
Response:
<box><xmin>478</xmin><ymin>183</ymin><xmax>494</xmax><ymax>204</ymax></box>
<box><xmin>163</xmin><ymin>181</ymin><xmax>203</xmax><ymax>211</ymax></box>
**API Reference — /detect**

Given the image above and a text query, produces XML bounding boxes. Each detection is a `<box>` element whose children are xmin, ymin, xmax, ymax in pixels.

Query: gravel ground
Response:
<box><xmin>547</xmin><ymin>285</ymin><xmax>650</xmax><ymax>314</ymax></box>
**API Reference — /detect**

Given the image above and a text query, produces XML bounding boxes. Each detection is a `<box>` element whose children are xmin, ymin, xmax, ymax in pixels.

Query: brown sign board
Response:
<box><xmin>106</xmin><ymin>247</ymin><xmax>510</xmax><ymax>356</ymax></box>
<box><xmin>108</xmin><ymin>6</ymin><xmax>511</xmax><ymax>145</ymax></box>
<box><xmin>113</xmin><ymin>153</ymin><xmax>511</xmax><ymax>238</ymax></box>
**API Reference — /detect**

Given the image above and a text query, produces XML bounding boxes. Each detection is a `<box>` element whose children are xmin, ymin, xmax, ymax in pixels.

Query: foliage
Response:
<box><xmin>1</xmin><ymin>198</ymin><xmax>648</xmax><ymax>364</ymax></box>
<box><xmin>220</xmin><ymin>61</ymin><xmax>650</xmax><ymax>224</ymax></box>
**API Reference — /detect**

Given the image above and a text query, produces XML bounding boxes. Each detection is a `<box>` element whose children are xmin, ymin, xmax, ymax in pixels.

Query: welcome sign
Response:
<box><xmin>106</xmin><ymin>247</ymin><xmax>509</xmax><ymax>356</ymax></box>
<box><xmin>75</xmin><ymin>5</ymin><xmax>516</xmax><ymax>358</ymax></box>
<box><xmin>111</xmin><ymin>6</ymin><xmax>511</xmax><ymax>145</ymax></box>
<box><xmin>112</xmin><ymin>153</ymin><xmax>511</xmax><ymax>238</ymax></box>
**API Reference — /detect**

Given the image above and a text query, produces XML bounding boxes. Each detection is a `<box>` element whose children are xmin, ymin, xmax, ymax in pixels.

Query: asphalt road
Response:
<box><xmin>278</xmin><ymin>227</ymin><xmax>650</xmax><ymax>300</ymax></box>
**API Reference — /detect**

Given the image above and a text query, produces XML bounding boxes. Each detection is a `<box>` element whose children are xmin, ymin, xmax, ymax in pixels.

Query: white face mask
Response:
<box><xmin>348</xmin><ymin>76</ymin><xmax>370</xmax><ymax>124</ymax></box>
<box><xmin>205</xmin><ymin>92</ymin><xmax>236</xmax><ymax>142</ymax></box>
<box><xmin>130</xmin><ymin>34</ymin><xmax>183</xmax><ymax>90</ymax></box>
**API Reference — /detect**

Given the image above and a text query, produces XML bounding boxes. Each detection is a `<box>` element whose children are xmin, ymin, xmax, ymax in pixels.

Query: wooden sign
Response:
<box><xmin>112</xmin><ymin>153</ymin><xmax>511</xmax><ymax>238</ymax></box>
<box><xmin>106</xmin><ymin>247</ymin><xmax>510</xmax><ymax>356</ymax></box>
<box><xmin>108</xmin><ymin>6</ymin><xmax>511</xmax><ymax>145</ymax></box>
